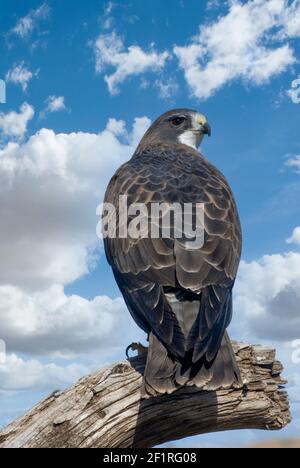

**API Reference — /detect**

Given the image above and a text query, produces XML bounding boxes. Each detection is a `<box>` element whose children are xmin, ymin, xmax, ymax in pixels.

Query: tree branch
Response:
<box><xmin>0</xmin><ymin>342</ymin><xmax>291</xmax><ymax>448</ymax></box>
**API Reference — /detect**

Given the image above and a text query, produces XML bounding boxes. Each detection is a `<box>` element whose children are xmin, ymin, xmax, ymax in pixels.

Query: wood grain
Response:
<box><xmin>0</xmin><ymin>342</ymin><xmax>291</xmax><ymax>448</ymax></box>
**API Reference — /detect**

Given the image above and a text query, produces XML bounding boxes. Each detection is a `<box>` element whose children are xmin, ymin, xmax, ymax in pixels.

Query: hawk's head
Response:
<box><xmin>140</xmin><ymin>109</ymin><xmax>211</xmax><ymax>150</ymax></box>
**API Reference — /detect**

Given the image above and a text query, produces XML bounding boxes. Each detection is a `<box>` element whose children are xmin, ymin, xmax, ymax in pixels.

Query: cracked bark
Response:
<box><xmin>0</xmin><ymin>342</ymin><xmax>291</xmax><ymax>448</ymax></box>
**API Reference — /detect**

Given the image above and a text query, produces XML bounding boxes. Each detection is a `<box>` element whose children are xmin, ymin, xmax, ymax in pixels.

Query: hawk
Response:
<box><xmin>103</xmin><ymin>109</ymin><xmax>242</xmax><ymax>396</ymax></box>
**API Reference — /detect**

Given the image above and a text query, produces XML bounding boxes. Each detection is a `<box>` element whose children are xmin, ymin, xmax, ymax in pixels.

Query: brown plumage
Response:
<box><xmin>104</xmin><ymin>109</ymin><xmax>242</xmax><ymax>397</ymax></box>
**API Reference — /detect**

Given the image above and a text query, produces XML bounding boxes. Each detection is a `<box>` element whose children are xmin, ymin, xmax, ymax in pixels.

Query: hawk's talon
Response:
<box><xmin>126</xmin><ymin>342</ymin><xmax>148</xmax><ymax>359</ymax></box>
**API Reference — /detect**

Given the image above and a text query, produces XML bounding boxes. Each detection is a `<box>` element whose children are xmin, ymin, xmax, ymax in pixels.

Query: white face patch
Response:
<box><xmin>178</xmin><ymin>131</ymin><xmax>199</xmax><ymax>149</ymax></box>
<box><xmin>177</xmin><ymin>113</ymin><xmax>205</xmax><ymax>149</ymax></box>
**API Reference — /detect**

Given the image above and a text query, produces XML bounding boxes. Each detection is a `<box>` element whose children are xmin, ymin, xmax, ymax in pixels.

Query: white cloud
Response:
<box><xmin>100</xmin><ymin>1</ymin><xmax>116</xmax><ymax>30</ymax></box>
<box><xmin>10</xmin><ymin>3</ymin><xmax>50</xmax><ymax>40</ymax></box>
<box><xmin>287</xmin><ymin>77</ymin><xmax>300</xmax><ymax>104</ymax></box>
<box><xmin>0</xmin><ymin>103</ymin><xmax>34</xmax><ymax>139</ymax></box>
<box><xmin>174</xmin><ymin>0</ymin><xmax>299</xmax><ymax>100</ymax></box>
<box><xmin>0</xmin><ymin>114</ymin><xmax>151</xmax><ymax>397</ymax></box>
<box><xmin>0</xmin><ymin>285</ymin><xmax>130</xmax><ymax>355</ymax></box>
<box><xmin>40</xmin><ymin>96</ymin><xmax>67</xmax><ymax>118</ymax></box>
<box><xmin>106</xmin><ymin>117</ymin><xmax>128</xmax><ymax>136</ymax></box>
<box><xmin>0</xmin><ymin>353</ymin><xmax>88</xmax><ymax>391</ymax></box>
<box><xmin>6</xmin><ymin>63</ymin><xmax>38</xmax><ymax>92</ymax></box>
<box><xmin>45</xmin><ymin>96</ymin><xmax>66</xmax><ymax>113</ymax></box>
<box><xmin>94</xmin><ymin>32</ymin><xmax>169</xmax><ymax>94</ymax></box>
<box><xmin>285</xmin><ymin>155</ymin><xmax>300</xmax><ymax>173</ymax></box>
<box><xmin>0</xmin><ymin>116</ymin><xmax>150</xmax><ymax>362</ymax></box>
<box><xmin>281</xmin><ymin>0</ymin><xmax>300</xmax><ymax>38</ymax></box>
<box><xmin>287</xmin><ymin>227</ymin><xmax>300</xmax><ymax>246</ymax></box>
<box><xmin>0</xmin><ymin>116</ymin><xmax>150</xmax><ymax>291</ymax></box>
<box><xmin>233</xmin><ymin>249</ymin><xmax>300</xmax><ymax>342</ymax></box>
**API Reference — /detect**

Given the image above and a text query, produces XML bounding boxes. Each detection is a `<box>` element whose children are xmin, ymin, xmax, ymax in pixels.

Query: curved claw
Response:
<box><xmin>126</xmin><ymin>343</ymin><xmax>134</xmax><ymax>359</ymax></box>
<box><xmin>126</xmin><ymin>342</ymin><xmax>148</xmax><ymax>359</ymax></box>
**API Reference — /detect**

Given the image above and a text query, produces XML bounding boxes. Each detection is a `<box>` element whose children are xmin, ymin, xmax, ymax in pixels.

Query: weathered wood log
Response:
<box><xmin>0</xmin><ymin>342</ymin><xmax>291</xmax><ymax>448</ymax></box>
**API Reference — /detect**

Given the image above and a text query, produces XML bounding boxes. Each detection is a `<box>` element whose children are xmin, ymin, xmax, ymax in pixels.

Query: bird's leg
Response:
<box><xmin>126</xmin><ymin>342</ymin><xmax>148</xmax><ymax>359</ymax></box>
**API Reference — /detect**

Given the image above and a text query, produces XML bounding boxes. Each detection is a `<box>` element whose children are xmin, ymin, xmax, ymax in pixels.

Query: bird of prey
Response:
<box><xmin>103</xmin><ymin>109</ymin><xmax>242</xmax><ymax>397</ymax></box>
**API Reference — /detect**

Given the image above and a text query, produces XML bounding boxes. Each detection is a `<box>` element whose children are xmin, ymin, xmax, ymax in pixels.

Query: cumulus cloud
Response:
<box><xmin>233</xmin><ymin>249</ymin><xmax>300</xmax><ymax>342</ymax></box>
<box><xmin>6</xmin><ymin>63</ymin><xmax>38</xmax><ymax>92</ymax></box>
<box><xmin>287</xmin><ymin>227</ymin><xmax>300</xmax><ymax>246</ymax></box>
<box><xmin>0</xmin><ymin>116</ymin><xmax>150</xmax><ymax>291</ymax></box>
<box><xmin>0</xmin><ymin>285</ymin><xmax>130</xmax><ymax>355</ymax></box>
<box><xmin>94</xmin><ymin>32</ymin><xmax>169</xmax><ymax>94</ymax></box>
<box><xmin>0</xmin><ymin>103</ymin><xmax>34</xmax><ymax>139</ymax></box>
<box><xmin>174</xmin><ymin>0</ymin><xmax>300</xmax><ymax>100</ymax></box>
<box><xmin>10</xmin><ymin>3</ymin><xmax>50</xmax><ymax>40</ymax></box>
<box><xmin>0</xmin><ymin>116</ymin><xmax>150</xmax><ymax>363</ymax></box>
<box><xmin>287</xmin><ymin>77</ymin><xmax>300</xmax><ymax>104</ymax></box>
<box><xmin>0</xmin><ymin>353</ymin><xmax>88</xmax><ymax>391</ymax></box>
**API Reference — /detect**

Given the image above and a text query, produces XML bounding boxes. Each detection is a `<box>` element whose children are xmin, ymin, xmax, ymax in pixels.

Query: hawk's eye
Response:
<box><xmin>170</xmin><ymin>117</ymin><xmax>185</xmax><ymax>127</ymax></box>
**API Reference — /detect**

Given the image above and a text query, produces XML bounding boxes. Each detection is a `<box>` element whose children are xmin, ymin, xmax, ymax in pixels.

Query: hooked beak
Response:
<box><xmin>202</xmin><ymin>122</ymin><xmax>211</xmax><ymax>137</ymax></box>
<box><xmin>195</xmin><ymin>114</ymin><xmax>211</xmax><ymax>137</ymax></box>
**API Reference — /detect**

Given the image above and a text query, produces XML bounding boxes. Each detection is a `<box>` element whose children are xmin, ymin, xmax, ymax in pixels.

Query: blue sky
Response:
<box><xmin>0</xmin><ymin>0</ymin><xmax>300</xmax><ymax>447</ymax></box>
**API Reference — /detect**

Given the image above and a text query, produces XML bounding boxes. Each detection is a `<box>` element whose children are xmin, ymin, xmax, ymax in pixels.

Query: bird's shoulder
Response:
<box><xmin>105</xmin><ymin>143</ymin><xmax>233</xmax><ymax>205</ymax></box>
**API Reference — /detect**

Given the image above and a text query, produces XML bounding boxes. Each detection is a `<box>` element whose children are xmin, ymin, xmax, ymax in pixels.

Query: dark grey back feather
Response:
<box><xmin>104</xmin><ymin>139</ymin><xmax>242</xmax><ymax>393</ymax></box>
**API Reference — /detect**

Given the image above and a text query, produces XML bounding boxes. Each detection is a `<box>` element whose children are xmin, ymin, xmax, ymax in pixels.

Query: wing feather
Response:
<box><xmin>104</xmin><ymin>144</ymin><xmax>242</xmax><ymax>362</ymax></box>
